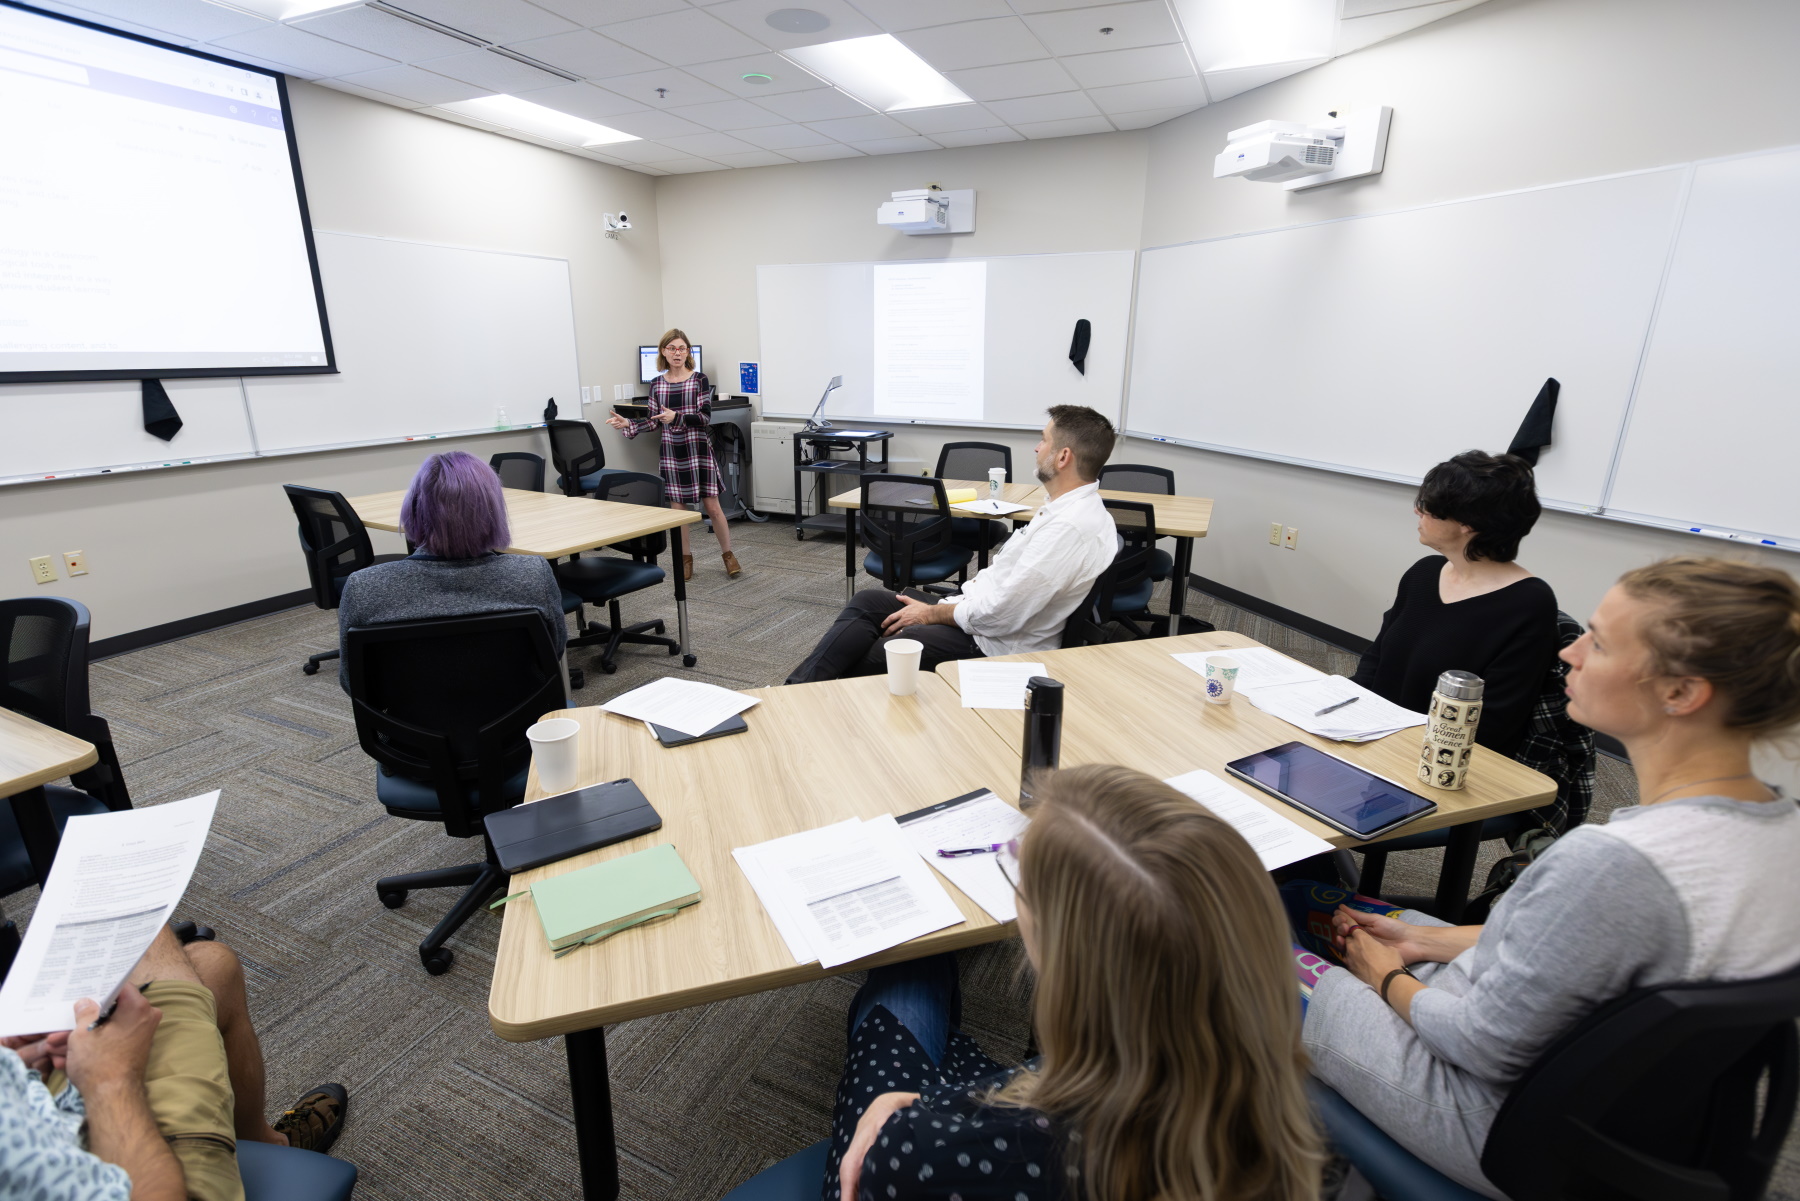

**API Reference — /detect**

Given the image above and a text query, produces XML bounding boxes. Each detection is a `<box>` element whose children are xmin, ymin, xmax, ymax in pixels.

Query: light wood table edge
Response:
<box><xmin>0</xmin><ymin>709</ymin><xmax>98</xmax><ymax>794</ymax></box>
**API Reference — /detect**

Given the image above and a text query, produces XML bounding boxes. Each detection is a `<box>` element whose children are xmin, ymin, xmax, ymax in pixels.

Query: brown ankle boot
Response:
<box><xmin>682</xmin><ymin>554</ymin><xmax>693</xmax><ymax>581</ymax></box>
<box><xmin>722</xmin><ymin>551</ymin><xmax>742</xmax><ymax>577</ymax></box>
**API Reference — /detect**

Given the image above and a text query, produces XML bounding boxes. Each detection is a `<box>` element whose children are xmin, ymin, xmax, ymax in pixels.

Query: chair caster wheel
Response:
<box><xmin>569</xmin><ymin>668</ymin><xmax>585</xmax><ymax>690</ymax></box>
<box><xmin>420</xmin><ymin>947</ymin><xmax>453</xmax><ymax>975</ymax></box>
<box><xmin>666</xmin><ymin>644</ymin><xmax>679</xmax><ymax>656</ymax></box>
<box><xmin>302</xmin><ymin>662</ymin><xmax>319</xmax><ymax>675</ymax></box>
<box><xmin>653</xmin><ymin>621</ymin><xmax>666</xmax><ymax>634</ymax></box>
<box><xmin>379</xmin><ymin>889</ymin><xmax>407</xmax><ymax>909</ymax></box>
<box><xmin>683</xmin><ymin>654</ymin><xmax>697</xmax><ymax>668</ymax></box>
<box><xmin>601</xmin><ymin>660</ymin><xmax>618</xmax><ymax>674</ymax></box>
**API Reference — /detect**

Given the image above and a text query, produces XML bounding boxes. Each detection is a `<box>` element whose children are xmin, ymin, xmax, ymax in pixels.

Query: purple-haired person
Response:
<box><xmin>335</xmin><ymin>451</ymin><xmax>566</xmax><ymax>690</ymax></box>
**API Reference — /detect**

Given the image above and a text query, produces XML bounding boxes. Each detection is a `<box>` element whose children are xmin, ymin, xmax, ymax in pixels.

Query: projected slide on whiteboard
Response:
<box><xmin>0</xmin><ymin>4</ymin><xmax>331</xmax><ymax>381</ymax></box>
<box><xmin>872</xmin><ymin>262</ymin><xmax>986</xmax><ymax>420</ymax></box>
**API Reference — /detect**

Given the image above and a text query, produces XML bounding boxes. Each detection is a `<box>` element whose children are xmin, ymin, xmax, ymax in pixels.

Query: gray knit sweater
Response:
<box><xmin>336</xmin><ymin>552</ymin><xmax>567</xmax><ymax>690</ymax></box>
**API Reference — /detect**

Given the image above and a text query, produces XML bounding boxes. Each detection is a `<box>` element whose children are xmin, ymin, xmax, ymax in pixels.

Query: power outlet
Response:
<box><xmin>1268</xmin><ymin>522</ymin><xmax>1282</xmax><ymax>546</ymax></box>
<box><xmin>63</xmin><ymin>550</ymin><xmax>88</xmax><ymax>576</ymax></box>
<box><xmin>1283</xmin><ymin>526</ymin><xmax>1300</xmax><ymax>550</ymax></box>
<box><xmin>29</xmin><ymin>555</ymin><xmax>57</xmax><ymax>585</ymax></box>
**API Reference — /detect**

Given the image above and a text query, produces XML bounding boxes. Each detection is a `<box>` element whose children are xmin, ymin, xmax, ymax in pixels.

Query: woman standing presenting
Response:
<box><xmin>605</xmin><ymin>328</ymin><xmax>741</xmax><ymax>581</ymax></box>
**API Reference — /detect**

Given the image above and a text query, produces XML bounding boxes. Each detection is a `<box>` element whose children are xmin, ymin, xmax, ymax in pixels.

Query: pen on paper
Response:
<box><xmin>1315</xmin><ymin>696</ymin><xmax>1360</xmax><ymax>717</ymax></box>
<box><xmin>936</xmin><ymin>843</ymin><xmax>1006</xmax><ymax>858</ymax></box>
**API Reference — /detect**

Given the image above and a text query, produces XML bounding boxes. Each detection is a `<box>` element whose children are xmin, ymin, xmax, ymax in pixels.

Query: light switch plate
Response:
<box><xmin>1269</xmin><ymin>522</ymin><xmax>1282</xmax><ymax>546</ymax></box>
<box><xmin>581</xmin><ymin>386</ymin><xmax>591</xmax><ymax>405</ymax></box>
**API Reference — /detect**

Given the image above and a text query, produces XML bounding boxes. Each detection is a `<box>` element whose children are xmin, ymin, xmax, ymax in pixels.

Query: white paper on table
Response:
<box><xmin>1163</xmin><ymin>770</ymin><xmax>1336</xmax><ymax>870</ymax></box>
<box><xmin>1173</xmin><ymin>646</ymin><xmax>1325</xmax><ymax>694</ymax></box>
<box><xmin>952</xmin><ymin>498</ymin><xmax>1030</xmax><ymax>517</ymax></box>
<box><xmin>895</xmin><ymin>790</ymin><xmax>1029</xmax><ymax>922</ymax></box>
<box><xmin>0</xmin><ymin>792</ymin><xmax>218</xmax><ymax>1037</ymax></box>
<box><xmin>601</xmin><ymin>676</ymin><xmax>758</xmax><ymax>739</ymax></box>
<box><xmin>958</xmin><ymin>662</ymin><xmax>1047</xmax><ymax>710</ymax></box>
<box><xmin>732</xmin><ymin>819</ymin><xmax>860</xmax><ymax>964</ymax></box>
<box><xmin>1245</xmin><ymin>675</ymin><xmax>1426</xmax><ymax>742</ymax></box>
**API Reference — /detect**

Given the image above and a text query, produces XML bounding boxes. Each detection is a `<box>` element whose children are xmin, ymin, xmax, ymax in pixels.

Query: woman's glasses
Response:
<box><xmin>996</xmin><ymin>838</ymin><xmax>1021</xmax><ymax>893</ymax></box>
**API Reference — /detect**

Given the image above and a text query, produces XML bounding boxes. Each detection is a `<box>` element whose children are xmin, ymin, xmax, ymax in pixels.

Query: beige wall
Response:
<box><xmin>0</xmin><ymin>81</ymin><xmax>663</xmax><ymax>642</ymax></box>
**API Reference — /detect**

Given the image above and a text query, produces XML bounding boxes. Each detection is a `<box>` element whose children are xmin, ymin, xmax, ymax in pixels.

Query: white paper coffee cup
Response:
<box><xmin>885</xmin><ymin>638</ymin><xmax>924</xmax><ymax>695</ymax></box>
<box><xmin>527</xmin><ymin>717</ymin><xmax>582</xmax><ymax>795</ymax></box>
<box><xmin>987</xmin><ymin>467</ymin><xmax>1006</xmax><ymax>499</ymax></box>
<box><xmin>1202</xmin><ymin>654</ymin><xmax>1240</xmax><ymax>705</ymax></box>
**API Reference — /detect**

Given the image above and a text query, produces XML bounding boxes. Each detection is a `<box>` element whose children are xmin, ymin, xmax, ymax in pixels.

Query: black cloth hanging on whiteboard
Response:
<box><xmin>543</xmin><ymin>396</ymin><xmax>558</xmax><ymax>423</ymax></box>
<box><xmin>1507</xmin><ymin>377</ymin><xmax>1558</xmax><ymax>465</ymax></box>
<box><xmin>1068</xmin><ymin>319</ymin><xmax>1091</xmax><ymax>375</ymax></box>
<box><xmin>141</xmin><ymin>379</ymin><xmax>183</xmax><ymax>442</ymax></box>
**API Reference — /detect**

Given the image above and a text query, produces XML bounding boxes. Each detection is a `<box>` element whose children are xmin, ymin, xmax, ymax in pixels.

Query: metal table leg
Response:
<box><xmin>566</xmin><ymin>1028</ymin><xmax>619</xmax><ymax>1201</ymax></box>
<box><xmin>1433</xmin><ymin>821</ymin><xmax>1483</xmax><ymax>923</ymax></box>
<box><xmin>9</xmin><ymin>787</ymin><xmax>59</xmax><ymax>887</ymax></box>
<box><xmin>844</xmin><ymin>506</ymin><xmax>856</xmax><ymax>604</ymax></box>
<box><xmin>1168</xmin><ymin>536</ymin><xmax>1212</xmax><ymax>635</ymax></box>
<box><xmin>673</xmin><ymin>549</ymin><xmax>695</xmax><ymax>668</ymax></box>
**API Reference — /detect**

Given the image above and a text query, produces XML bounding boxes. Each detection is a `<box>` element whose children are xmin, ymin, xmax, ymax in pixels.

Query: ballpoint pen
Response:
<box><xmin>1314</xmin><ymin>696</ymin><xmax>1361</xmax><ymax>717</ymax></box>
<box><xmin>936</xmin><ymin>844</ymin><xmax>1007</xmax><ymax>858</ymax></box>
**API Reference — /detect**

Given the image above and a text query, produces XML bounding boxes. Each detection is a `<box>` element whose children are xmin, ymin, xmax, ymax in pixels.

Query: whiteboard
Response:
<box><xmin>245</xmin><ymin>232</ymin><xmax>579</xmax><ymax>454</ymax></box>
<box><xmin>1604</xmin><ymin>148</ymin><xmax>1800</xmax><ymax>544</ymax></box>
<box><xmin>757</xmin><ymin>251</ymin><xmax>1134</xmax><ymax>429</ymax></box>
<box><xmin>0</xmin><ymin>378</ymin><xmax>255</xmax><ymax>482</ymax></box>
<box><xmin>1126</xmin><ymin>169</ymin><xmax>1686</xmax><ymax>509</ymax></box>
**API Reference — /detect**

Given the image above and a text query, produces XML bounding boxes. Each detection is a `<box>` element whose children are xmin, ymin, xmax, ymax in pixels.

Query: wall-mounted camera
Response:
<box><xmin>604</xmin><ymin>212</ymin><xmax>632</xmax><ymax>239</ymax></box>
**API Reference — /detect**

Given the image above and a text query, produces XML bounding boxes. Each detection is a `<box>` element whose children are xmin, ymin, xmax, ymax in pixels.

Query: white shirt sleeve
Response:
<box><xmin>949</xmin><ymin>521</ymin><xmax>1084</xmax><ymax>641</ymax></box>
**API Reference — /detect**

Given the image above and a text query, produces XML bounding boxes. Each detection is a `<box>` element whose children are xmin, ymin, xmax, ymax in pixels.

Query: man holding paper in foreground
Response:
<box><xmin>786</xmin><ymin>405</ymin><xmax>1118</xmax><ymax>683</ymax></box>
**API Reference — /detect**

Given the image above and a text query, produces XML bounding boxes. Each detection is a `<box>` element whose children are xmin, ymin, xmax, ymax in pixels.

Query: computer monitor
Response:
<box><xmin>639</xmin><ymin>344</ymin><xmax>702</xmax><ymax>383</ymax></box>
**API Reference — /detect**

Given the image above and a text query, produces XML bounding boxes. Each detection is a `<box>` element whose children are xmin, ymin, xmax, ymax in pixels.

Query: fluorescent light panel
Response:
<box><xmin>783</xmin><ymin>34</ymin><xmax>970</xmax><ymax>113</ymax></box>
<box><xmin>206</xmin><ymin>0</ymin><xmax>356</xmax><ymax>20</ymax></box>
<box><xmin>1172</xmin><ymin>0</ymin><xmax>1335</xmax><ymax>71</ymax></box>
<box><xmin>437</xmin><ymin>94</ymin><xmax>638</xmax><ymax>147</ymax></box>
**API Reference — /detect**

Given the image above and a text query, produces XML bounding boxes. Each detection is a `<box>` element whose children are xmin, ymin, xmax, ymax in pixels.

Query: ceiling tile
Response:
<box><xmin>413</xmin><ymin>48</ymin><xmax>571</xmax><ymax>93</ymax></box>
<box><xmin>707</xmin><ymin>0</ymin><xmax>879</xmax><ymax>49</ymax></box>
<box><xmin>709</xmin><ymin>149</ymin><xmax>797</xmax><ymax>167</ymax></box>
<box><xmin>891</xmin><ymin>103</ymin><xmax>1002</xmax><ymax>134</ymax></box>
<box><xmin>659</xmin><ymin>131</ymin><xmax>761</xmax><ymax>156</ymax></box>
<box><xmin>663</xmin><ymin>98</ymin><xmax>785</xmax><ymax>130</ymax></box>
<box><xmin>20</xmin><ymin>2</ymin><xmax>176</xmax><ymax>45</ymax></box>
<box><xmin>598</xmin><ymin>139</ymin><xmax>694</xmax><ymax>163</ymax></box>
<box><xmin>380</xmin><ymin>0</ymin><xmax>578</xmax><ymax>46</ymax></box>
<box><xmin>986</xmin><ymin>90</ymin><xmax>1099</xmax><ymax>123</ymax></box>
<box><xmin>1107</xmin><ymin>104</ymin><xmax>1197</xmax><ymax>129</ymax></box>
<box><xmin>781</xmin><ymin>143</ymin><xmax>866</xmax><ymax>161</ymax></box>
<box><xmin>846</xmin><ymin>0</ymin><xmax>1012</xmax><ymax>32</ymax></box>
<box><xmin>1061</xmin><ymin>42</ymin><xmax>1194</xmax><ymax>88</ymax></box>
<box><xmin>1011</xmin><ymin>114</ymin><xmax>1114</xmax><ymax>138</ymax></box>
<box><xmin>943</xmin><ymin>59</ymin><xmax>1078</xmax><ymax>102</ymax></box>
<box><xmin>929</xmin><ymin>125</ymin><xmax>1025</xmax><ymax>147</ymax></box>
<box><xmin>1201</xmin><ymin>57</ymin><xmax>1325</xmax><ymax>101</ymax></box>
<box><xmin>206</xmin><ymin>25</ymin><xmax>395</xmax><ymax>78</ymax></box>
<box><xmin>291</xmin><ymin>8</ymin><xmax>475</xmax><ymax>63</ymax></box>
<box><xmin>1085</xmin><ymin>74</ymin><xmax>1207</xmax><ymax>113</ymax></box>
<box><xmin>529</xmin><ymin>0</ymin><xmax>689</xmax><ymax>21</ymax></box>
<box><xmin>314</xmin><ymin>78</ymin><xmax>421</xmax><ymax>109</ymax></box>
<box><xmin>681</xmin><ymin>53</ymin><xmax>831</xmax><ymax>96</ymax></box>
<box><xmin>1342</xmin><ymin>0</ymin><xmax>1456</xmax><ymax>16</ymax></box>
<box><xmin>653</xmin><ymin>156</ymin><xmax>729</xmax><ymax>173</ymax></box>
<box><xmin>54</xmin><ymin>0</ymin><xmax>267</xmax><ymax>42</ymax></box>
<box><xmin>751</xmin><ymin>87</ymin><xmax>874</xmax><ymax>121</ymax></box>
<box><xmin>896</xmin><ymin>18</ymin><xmax>1050</xmax><ymax>72</ymax></box>
<box><xmin>804</xmin><ymin>113</ymin><xmax>913</xmax><ymax>141</ymax></box>
<box><xmin>511</xmin><ymin>81</ymin><xmax>652</xmax><ymax>121</ymax></box>
<box><xmin>596</xmin><ymin>67</ymin><xmax>736</xmax><ymax>108</ymax></box>
<box><xmin>501</xmin><ymin>30</ymin><xmax>662</xmax><ymax>77</ymax></box>
<box><xmin>847</xmin><ymin>134</ymin><xmax>940</xmax><ymax>155</ymax></box>
<box><xmin>595</xmin><ymin>9</ymin><xmax>767</xmax><ymax>67</ymax></box>
<box><xmin>333</xmin><ymin>64</ymin><xmax>493</xmax><ymax>106</ymax></box>
<box><xmin>1007</xmin><ymin>0</ymin><xmax>1145</xmax><ymax>11</ymax></box>
<box><xmin>599</xmin><ymin>108</ymin><xmax>715</xmax><ymax>140</ymax></box>
<box><xmin>733</xmin><ymin>123</ymin><xmax>838</xmax><ymax>149</ymax></box>
<box><xmin>1021</xmin><ymin>1</ymin><xmax>1179</xmax><ymax>55</ymax></box>
<box><xmin>1336</xmin><ymin>0</ymin><xmax>1489</xmax><ymax>54</ymax></box>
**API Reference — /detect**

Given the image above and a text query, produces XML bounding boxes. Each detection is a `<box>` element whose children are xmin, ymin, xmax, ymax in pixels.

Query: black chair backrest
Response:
<box><xmin>489</xmin><ymin>452</ymin><xmax>545</xmax><ymax>493</ymax></box>
<box><xmin>595</xmin><ymin>471</ymin><xmax>668</xmax><ymax>559</ymax></box>
<box><xmin>284</xmin><ymin>485</ymin><xmax>376</xmax><ymax>613</ymax></box>
<box><xmin>860</xmin><ymin>475</ymin><xmax>957</xmax><ymax>591</ymax></box>
<box><xmin>0</xmin><ymin>597</ymin><xmax>130</xmax><ymax>810</ymax></box>
<box><xmin>935</xmin><ymin>442</ymin><xmax>1012</xmax><ymax>483</ymax></box>
<box><xmin>1482</xmin><ymin>961</ymin><xmax>1800</xmax><ymax>1201</ymax></box>
<box><xmin>1063</xmin><ymin>500</ymin><xmax>1157</xmax><ymax>646</ymax></box>
<box><xmin>1098</xmin><ymin>463</ymin><xmax>1176</xmax><ymax>496</ymax></box>
<box><xmin>343</xmin><ymin>611</ymin><xmax>564</xmax><ymax>839</ymax></box>
<box><xmin>547</xmin><ymin>420</ymin><xmax>606</xmax><ymax>496</ymax></box>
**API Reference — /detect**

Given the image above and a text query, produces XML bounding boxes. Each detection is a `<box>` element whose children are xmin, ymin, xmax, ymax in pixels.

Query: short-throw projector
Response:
<box><xmin>877</xmin><ymin>189</ymin><xmax>948</xmax><ymax>233</ymax></box>
<box><xmin>1213</xmin><ymin>120</ymin><xmax>1338</xmax><ymax>183</ymax></box>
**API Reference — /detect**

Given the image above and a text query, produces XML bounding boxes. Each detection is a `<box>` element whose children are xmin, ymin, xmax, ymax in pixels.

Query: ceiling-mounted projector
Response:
<box><xmin>1214</xmin><ymin>107</ymin><xmax>1393</xmax><ymax>191</ymax></box>
<box><xmin>876</xmin><ymin>187</ymin><xmax>976</xmax><ymax>235</ymax></box>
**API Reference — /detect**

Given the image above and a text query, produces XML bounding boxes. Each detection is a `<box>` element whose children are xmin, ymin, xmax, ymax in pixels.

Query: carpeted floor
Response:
<box><xmin>8</xmin><ymin>514</ymin><xmax>1795</xmax><ymax>1200</ymax></box>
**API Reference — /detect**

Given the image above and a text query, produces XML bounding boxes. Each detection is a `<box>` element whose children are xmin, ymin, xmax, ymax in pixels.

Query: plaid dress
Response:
<box><xmin>620</xmin><ymin>370</ymin><xmax>719</xmax><ymax>503</ymax></box>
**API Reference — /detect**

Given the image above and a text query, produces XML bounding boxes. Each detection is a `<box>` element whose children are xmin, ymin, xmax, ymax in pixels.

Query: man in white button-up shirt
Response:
<box><xmin>787</xmin><ymin>406</ymin><xmax>1120</xmax><ymax>683</ymax></box>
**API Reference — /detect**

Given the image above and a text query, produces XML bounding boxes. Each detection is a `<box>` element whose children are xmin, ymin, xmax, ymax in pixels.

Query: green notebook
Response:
<box><xmin>497</xmin><ymin>843</ymin><xmax>702</xmax><ymax>958</ymax></box>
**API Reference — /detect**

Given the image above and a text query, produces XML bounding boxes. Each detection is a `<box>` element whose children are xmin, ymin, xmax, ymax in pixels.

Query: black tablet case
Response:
<box><xmin>484</xmin><ymin>779</ymin><xmax>662</xmax><ymax>874</ymax></box>
<box><xmin>651</xmin><ymin>713</ymin><xmax>749</xmax><ymax>747</ymax></box>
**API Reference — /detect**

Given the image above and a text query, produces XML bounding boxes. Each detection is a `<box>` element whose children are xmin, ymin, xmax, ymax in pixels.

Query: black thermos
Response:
<box><xmin>1019</xmin><ymin>677</ymin><xmax>1064</xmax><ymax>803</ymax></box>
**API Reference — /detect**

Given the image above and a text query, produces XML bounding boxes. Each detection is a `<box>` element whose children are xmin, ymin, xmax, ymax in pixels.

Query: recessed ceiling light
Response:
<box><xmin>767</xmin><ymin>8</ymin><xmax>830</xmax><ymax>34</ymax></box>
<box><xmin>436</xmin><ymin>95</ymin><xmax>638</xmax><ymax>147</ymax></box>
<box><xmin>208</xmin><ymin>0</ymin><xmax>356</xmax><ymax>18</ymax></box>
<box><xmin>783</xmin><ymin>34</ymin><xmax>971</xmax><ymax>112</ymax></box>
<box><xmin>740</xmin><ymin>72</ymin><xmax>774</xmax><ymax>85</ymax></box>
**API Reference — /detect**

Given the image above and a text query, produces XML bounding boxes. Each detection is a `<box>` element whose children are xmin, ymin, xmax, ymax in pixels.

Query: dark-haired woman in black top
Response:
<box><xmin>1352</xmin><ymin>451</ymin><xmax>1558</xmax><ymax>754</ymax></box>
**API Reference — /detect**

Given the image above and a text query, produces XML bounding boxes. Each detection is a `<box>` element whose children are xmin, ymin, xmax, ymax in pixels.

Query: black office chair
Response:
<box><xmin>547</xmin><ymin>420</ymin><xmax>629</xmax><ymax>498</ymax></box>
<box><xmin>1063</xmin><ymin>500</ymin><xmax>1161</xmax><ymax>647</ymax></box>
<box><xmin>344</xmin><ymin>611</ymin><xmax>565</xmax><ymax>975</ymax></box>
<box><xmin>489</xmin><ymin>451</ymin><xmax>545</xmax><ymax>492</ymax></box>
<box><xmin>556</xmin><ymin>472</ymin><xmax>680</xmax><ymax>675</ymax></box>
<box><xmin>1098</xmin><ymin>463</ymin><xmax>1176</xmax><ymax>582</ymax></box>
<box><xmin>858</xmin><ymin>475</ymin><xmax>974</xmax><ymax>593</ymax></box>
<box><xmin>1</xmin><ymin>597</ymin><xmax>134</xmax><ymax>898</ymax></box>
<box><xmin>237</xmin><ymin>1141</ymin><xmax>359</xmax><ymax>1201</ymax></box>
<box><xmin>935</xmin><ymin>442</ymin><xmax>1013</xmax><ymax>559</ymax></box>
<box><xmin>1314</xmin><ymin>960</ymin><xmax>1800</xmax><ymax>1201</ymax></box>
<box><xmin>284</xmin><ymin>486</ymin><xmax>378</xmax><ymax>677</ymax></box>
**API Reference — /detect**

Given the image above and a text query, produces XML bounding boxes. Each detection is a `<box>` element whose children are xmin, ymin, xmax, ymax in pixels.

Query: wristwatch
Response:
<box><xmin>1379</xmin><ymin>966</ymin><xmax>1417</xmax><ymax>1004</ymax></box>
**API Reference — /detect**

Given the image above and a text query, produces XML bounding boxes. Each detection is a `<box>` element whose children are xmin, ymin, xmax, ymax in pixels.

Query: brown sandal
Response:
<box><xmin>722</xmin><ymin>551</ymin><xmax>742</xmax><ymax>577</ymax></box>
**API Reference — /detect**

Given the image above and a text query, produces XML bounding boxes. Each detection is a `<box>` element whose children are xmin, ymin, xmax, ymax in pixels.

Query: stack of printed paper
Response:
<box><xmin>601</xmin><ymin>677</ymin><xmax>758</xmax><ymax>738</ymax></box>
<box><xmin>1163</xmin><ymin>770</ymin><xmax>1334</xmax><ymax>869</ymax></box>
<box><xmin>894</xmin><ymin>789</ymin><xmax>1028</xmax><ymax>921</ymax></box>
<box><xmin>1244</xmin><ymin>674</ymin><xmax>1426</xmax><ymax>742</ymax></box>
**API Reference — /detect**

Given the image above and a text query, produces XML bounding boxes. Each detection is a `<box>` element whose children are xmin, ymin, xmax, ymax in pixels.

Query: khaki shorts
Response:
<box><xmin>51</xmin><ymin>980</ymin><xmax>245</xmax><ymax>1201</ymax></box>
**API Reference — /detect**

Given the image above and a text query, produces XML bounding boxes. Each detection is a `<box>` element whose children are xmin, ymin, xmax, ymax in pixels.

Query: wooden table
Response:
<box><xmin>349</xmin><ymin>488</ymin><xmax>705</xmax><ymax>666</ymax></box>
<box><xmin>1</xmin><ymin>707</ymin><xmax>99</xmax><ymax>970</ymax></box>
<box><xmin>938</xmin><ymin>630</ymin><xmax>1556</xmax><ymax>918</ymax></box>
<box><xmin>488</xmin><ymin>673</ymin><xmax>1029</xmax><ymax>1200</ymax></box>
<box><xmin>828</xmin><ymin>482</ymin><xmax>1215</xmax><ymax>629</ymax></box>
